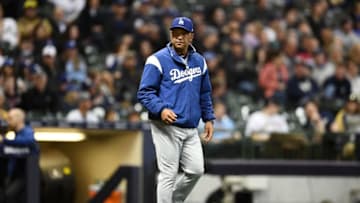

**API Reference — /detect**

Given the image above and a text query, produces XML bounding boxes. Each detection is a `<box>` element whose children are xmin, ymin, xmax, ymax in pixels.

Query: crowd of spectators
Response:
<box><xmin>0</xmin><ymin>0</ymin><xmax>360</xmax><ymax>140</ymax></box>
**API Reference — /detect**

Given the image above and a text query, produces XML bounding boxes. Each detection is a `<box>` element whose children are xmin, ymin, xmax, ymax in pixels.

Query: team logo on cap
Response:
<box><xmin>178</xmin><ymin>18</ymin><xmax>184</xmax><ymax>25</ymax></box>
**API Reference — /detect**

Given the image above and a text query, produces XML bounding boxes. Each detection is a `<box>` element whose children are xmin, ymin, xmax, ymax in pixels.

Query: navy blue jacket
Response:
<box><xmin>137</xmin><ymin>43</ymin><xmax>215</xmax><ymax>128</ymax></box>
<box><xmin>2</xmin><ymin>125</ymin><xmax>38</xmax><ymax>178</ymax></box>
<box><xmin>286</xmin><ymin>76</ymin><xmax>319</xmax><ymax>106</ymax></box>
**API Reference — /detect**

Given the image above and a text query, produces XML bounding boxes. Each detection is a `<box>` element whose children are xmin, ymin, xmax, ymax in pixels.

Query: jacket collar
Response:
<box><xmin>166</xmin><ymin>42</ymin><xmax>196</xmax><ymax>66</ymax></box>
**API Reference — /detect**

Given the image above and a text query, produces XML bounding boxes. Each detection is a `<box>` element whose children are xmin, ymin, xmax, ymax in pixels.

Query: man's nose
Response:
<box><xmin>176</xmin><ymin>34</ymin><xmax>184</xmax><ymax>39</ymax></box>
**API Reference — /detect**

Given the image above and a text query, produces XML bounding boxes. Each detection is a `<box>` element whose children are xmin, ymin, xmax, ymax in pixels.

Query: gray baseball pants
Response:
<box><xmin>151</xmin><ymin>121</ymin><xmax>204</xmax><ymax>203</ymax></box>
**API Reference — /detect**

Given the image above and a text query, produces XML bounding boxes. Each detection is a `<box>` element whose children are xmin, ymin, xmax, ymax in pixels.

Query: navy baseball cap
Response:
<box><xmin>65</xmin><ymin>40</ymin><xmax>77</xmax><ymax>49</ymax></box>
<box><xmin>2</xmin><ymin>58</ymin><xmax>14</xmax><ymax>67</ymax></box>
<box><xmin>170</xmin><ymin>17</ymin><xmax>194</xmax><ymax>33</ymax></box>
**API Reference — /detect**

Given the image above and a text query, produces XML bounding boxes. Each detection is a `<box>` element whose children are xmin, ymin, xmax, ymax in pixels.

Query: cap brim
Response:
<box><xmin>170</xmin><ymin>25</ymin><xmax>192</xmax><ymax>32</ymax></box>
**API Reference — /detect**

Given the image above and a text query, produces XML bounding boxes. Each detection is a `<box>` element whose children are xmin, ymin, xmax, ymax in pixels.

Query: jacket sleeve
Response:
<box><xmin>137</xmin><ymin>55</ymin><xmax>168</xmax><ymax>116</ymax></box>
<box><xmin>200</xmin><ymin>59</ymin><xmax>215</xmax><ymax>122</ymax></box>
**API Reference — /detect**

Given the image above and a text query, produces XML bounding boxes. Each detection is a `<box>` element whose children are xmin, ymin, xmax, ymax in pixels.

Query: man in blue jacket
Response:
<box><xmin>0</xmin><ymin>108</ymin><xmax>38</xmax><ymax>203</ymax></box>
<box><xmin>138</xmin><ymin>17</ymin><xmax>215</xmax><ymax>203</ymax></box>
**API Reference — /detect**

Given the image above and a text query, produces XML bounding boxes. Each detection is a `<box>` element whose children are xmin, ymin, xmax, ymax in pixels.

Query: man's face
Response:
<box><xmin>7</xmin><ymin>110</ymin><xmax>17</xmax><ymax>130</ymax></box>
<box><xmin>170</xmin><ymin>28</ymin><xmax>193</xmax><ymax>52</ymax></box>
<box><xmin>42</xmin><ymin>55</ymin><xmax>55</xmax><ymax>65</ymax></box>
<box><xmin>25</xmin><ymin>7</ymin><xmax>37</xmax><ymax>19</ymax></box>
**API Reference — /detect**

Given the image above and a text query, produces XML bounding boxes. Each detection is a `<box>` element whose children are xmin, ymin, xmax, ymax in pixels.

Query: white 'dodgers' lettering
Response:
<box><xmin>170</xmin><ymin>67</ymin><xmax>201</xmax><ymax>83</ymax></box>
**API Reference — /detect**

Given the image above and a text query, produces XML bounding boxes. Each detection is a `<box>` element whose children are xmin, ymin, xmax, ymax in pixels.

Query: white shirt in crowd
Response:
<box><xmin>48</xmin><ymin>0</ymin><xmax>86</xmax><ymax>23</ymax></box>
<box><xmin>349</xmin><ymin>76</ymin><xmax>360</xmax><ymax>95</ymax></box>
<box><xmin>66</xmin><ymin>109</ymin><xmax>99</xmax><ymax>124</ymax></box>
<box><xmin>311</xmin><ymin>62</ymin><xmax>335</xmax><ymax>87</ymax></box>
<box><xmin>245</xmin><ymin>111</ymin><xmax>289</xmax><ymax>137</ymax></box>
<box><xmin>0</xmin><ymin>17</ymin><xmax>18</xmax><ymax>49</ymax></box>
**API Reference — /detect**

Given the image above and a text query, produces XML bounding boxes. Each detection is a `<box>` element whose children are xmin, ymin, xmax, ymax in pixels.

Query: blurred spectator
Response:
<box><xmin>230</xmin><ymin>6</ymin><xmax>247</xmax><ymax>30</ymax></box>
<box><xmin>0</xmin><ymin>59</ymin><xmax>26</xmax><ymax>108</ymax></box>
<box><xmin>330</xmin><ymin>94</ymin><xmax>360</xmax><ymax>133</ymax></box>
<box><xmin>104</xmin><ymin>106</ymin><xmax>120</xmax><ymax>122</ymax></box>
<box><xmin>190</xmin><ymin>4</ymin><xmax>206</xmax><ymax>26</ymax></box>
<box><xmin>62</xmin><ymin>23</ymin><xmax>81</xmax><ymax>50</ymax></box>
<box><xmin>17</xmin><ymin>0</ymin><xmax>52</xmax><ymax>40</ymax></box>
<box><xmin>282</xmin><ymin>35</ymin><xmax>299</xmax><ymax>73</ymax></box>
<box><xmin>115</xmin><ymin>51</ymin><xmax>141</xmax><ymax>104</ymax></box>
<box><xmin>245</xmin><ymin>95</ymin><xmax>289</xmax><ymax>141</ymax></box>
<box><xmin>349</xmin><ymin>43</ymin><xmax>360</xmax><ymax>66</ymax></box>
<box><xmin>334</xmin><ymin>17</ymin><xmax>360</xmax><ymax>51</ymax></box>
<box><xmin>284</xmin><ymin>6</ymin><xmax>301</xmax><ymax>29</ymax></box>
<box><xmin>48</xmin><ymin>0</ymin><xmax>85</xmax><ymax>24</ymax></box>
<box><xmin>200</xmin><ymin>28</ymin><xmax>220</xmax><ymax>53</ymax></box>
<box><xmin>146</xmin><ymin>22</ymin><xmax>164</xmax><ymax>51</ymax></box>
<box><xmin>258</xmin><ymin>49</ymin><xmax>289</xmax><ymax>101</ymax></box>
<box><xmin>311</xmin><ymin>49</ymin><xmax>335</xmax><ymax>86</ymax></box>
<box><xmin>158</xmin><ymin>0</ymin><xmax>179</xmax><ymax>18</ymax></box>
<box><xmin>286</xmin><ymin>60</ymin><xmax>319</xmax><ymax>108</ymax></box>
<box><xmin>39</xmin><ymin>44</ymin><xmax>64</xmax><ymax>93</ymax></box>
<box><xmin>243</xmin><ymin>23</ymin><xmax>260</xmax><ymax>51</ymax></box>
<box><xmin>212</xmin><ymin>77</ymin><xmax>228</xmax><ymax>103</ymax></box>
<box><xmin>0</xmin><ymin>45</ymin><xmax>6</xmax><ymax>67</ymax></box>
<box><xmin>32</xmin><ymin>22</ymin><xmax>54</xmax><ymax>57</ymax></box>
<box><xmin>48</xmin><ymin>6</ymin><xmax>67</xmax><ymax>41</ymax></box>
<box><xmin>296</xmin><ymin>34</ymin><xmax>319</xmax><ymax>65</ymax></box>
<box><xmin>20</xmin><ymin>61</ymin><xmax>38</xmax><ymax>89</ymax></box>
<box><xmin>105</xmin><ymin>34</ymin><xmax>134</xmax><ymax>74</ymax></box>
<box><xmin>133</xmin><ymin>0</ymin><xmax>157</xmax><ymax>21</ymax></box>
<box><xmin>0</xmin><ymin>89</ymin><xmax>7</xmax><ymax>120</ymax></box>
<box><xmin>199</xmin><ymin>101</ymin><xmax>236</xmax><ymax>143</ymax></box>
<box><xmin>0</xmin><ymin>108</ymin><xmax>39</xmax><ymax>203</ymax></box>
<box><xmin>137</xmin><ymin>39</ymin><xmax>154</xmax><ymax>66</ymax></box>
<box><xmin>223</xmin><ymin>39</ymin><xmax>257</xmax><ymax>95</ymax></box>
<box><xmin>346</xmin><ymin>59</ymin><xmax>360</xmax><ymax>95</ymax></box>
<box><xmin>319</xmin><ymin>25</ymin><xmax>335</xmax><ymax>54</ymax></box>
<box><xmin>87</xmin><ymin>70</ymin><xmax>115</xmax><ymax>108</ymax></box>
<box><xmin>105</xmin><ymin>0</ymin><xmax>133</xmax><ymax>50</ymax></box>
<box><xmin>127</xmin><ymin>110</ymin><xmax>140</xmax><ymax>123</ymax></box>
<box><xmin>306</xmin><ymin>0</ymin><xmax>329</xmax><ymax>40</ymax></box>
<box><xmin>266</xmin><ymin>14</ymin><xmax>284</xmax><ymax>44</ymax></box>
<box><xmin>204</xmin><ymin>51</ymin><xmax>222</xmax><ymax>76</ymax></box>
<box><xmin>258</xmin><ymin>25</ymin><xmax>274</xmax><ymax>48</ymax></box>
<box><xmin>16</xmin><ymin>37</ymin><xmax>36</xmax><ymax>65</ymax></box>
<box><xmin>322</xmin><ymin>62</ymin><xmax>351</xmax><ymax>105</ymax></box>
<box><xmin>62</xmin><ymin>40</ymin><xmax>88</xmax><ymax>90</ymax></box>
<box><xmin>132</xmin><ymin>0</ymin><xmax>158</xmax><ymax>38</ymax></box>
<box><xmin>209</xmin><ymin>6</ymin><xmax>227</xmax><ymax>30</ymax></box>
<box><xmin>302</xmin><ymin>100</ymin><xmax>326</xmax><ymax>139</ymax></box>
<box><xmin>18</xmin><ymin>71</ymin><xmax>59</xmax><ymax>115</ymax></box>
<box><xmin>77</xmin><ymin>0</ymin><xmax>108</xmax><ymax>51</ymax></box>
<box><xmin>247</xmin><ymin>0</ymin><xmax>273</xmax><ymax>24</ymax></box>
<box><xmin>297</xmin><ymin>20</ymin><xmax>314</xmax><ymax>38</ymax></box>
<box><xmin>61</xmin><ymin>90</ymin><xmax>79</xmax><ymax>112</ymax></box>
<box><xmin>0</xmin><ymin>3</ymin><xmax>18</xmax><ymax>50</ymax></box>
<box><xmin>352</xmin><ymin>1</ymin><xmax>360</xmax><ymax>36</ymax></box>
<box><xmin>65</xmin><ymin>91</ymin><xmax>99</xmax><ymax>123</ymax></box>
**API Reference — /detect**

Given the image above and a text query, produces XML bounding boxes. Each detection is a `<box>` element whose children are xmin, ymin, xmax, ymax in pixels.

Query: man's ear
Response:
<box><xmin>189</xmin><ymin>33</ymin><xmax>194</xmax><ymax>43</ymax></box>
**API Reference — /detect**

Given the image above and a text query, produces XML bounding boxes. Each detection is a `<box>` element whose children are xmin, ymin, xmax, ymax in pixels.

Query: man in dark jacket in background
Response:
<box><xmin>0</xmin><ymin>108</ymin><xmax>39</xmax><ymax>203</ymax></box>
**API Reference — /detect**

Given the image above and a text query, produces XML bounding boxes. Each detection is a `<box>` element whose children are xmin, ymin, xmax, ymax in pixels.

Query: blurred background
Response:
<box><xmin>1</xmin><ymin>0</ymin><xmax>360</xmax><ymax>202</ymax></box>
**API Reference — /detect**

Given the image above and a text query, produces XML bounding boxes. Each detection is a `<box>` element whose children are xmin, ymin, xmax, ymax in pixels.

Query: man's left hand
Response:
<box><xmin>203</xmin><ymin>121</ymin><xmax>214</xmax><ymax>143</ymax></box>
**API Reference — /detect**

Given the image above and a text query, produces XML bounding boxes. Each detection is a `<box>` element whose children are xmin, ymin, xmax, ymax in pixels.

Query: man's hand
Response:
<box><xmin>161</xmin><ymin>108</ymin><xmax>177</xmax><ymax>124</ymax></box>
<box><xmin>203</xmin><ymin>121</ymin><xmax>214</xmax><ymax>143</ymax></box>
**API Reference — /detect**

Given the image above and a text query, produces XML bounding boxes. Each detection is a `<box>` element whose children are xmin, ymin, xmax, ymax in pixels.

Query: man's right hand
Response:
<box><xmin>161</xmin><ymin>108</ymin><xmax>177</xmax><ymax>124</ymax></box>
